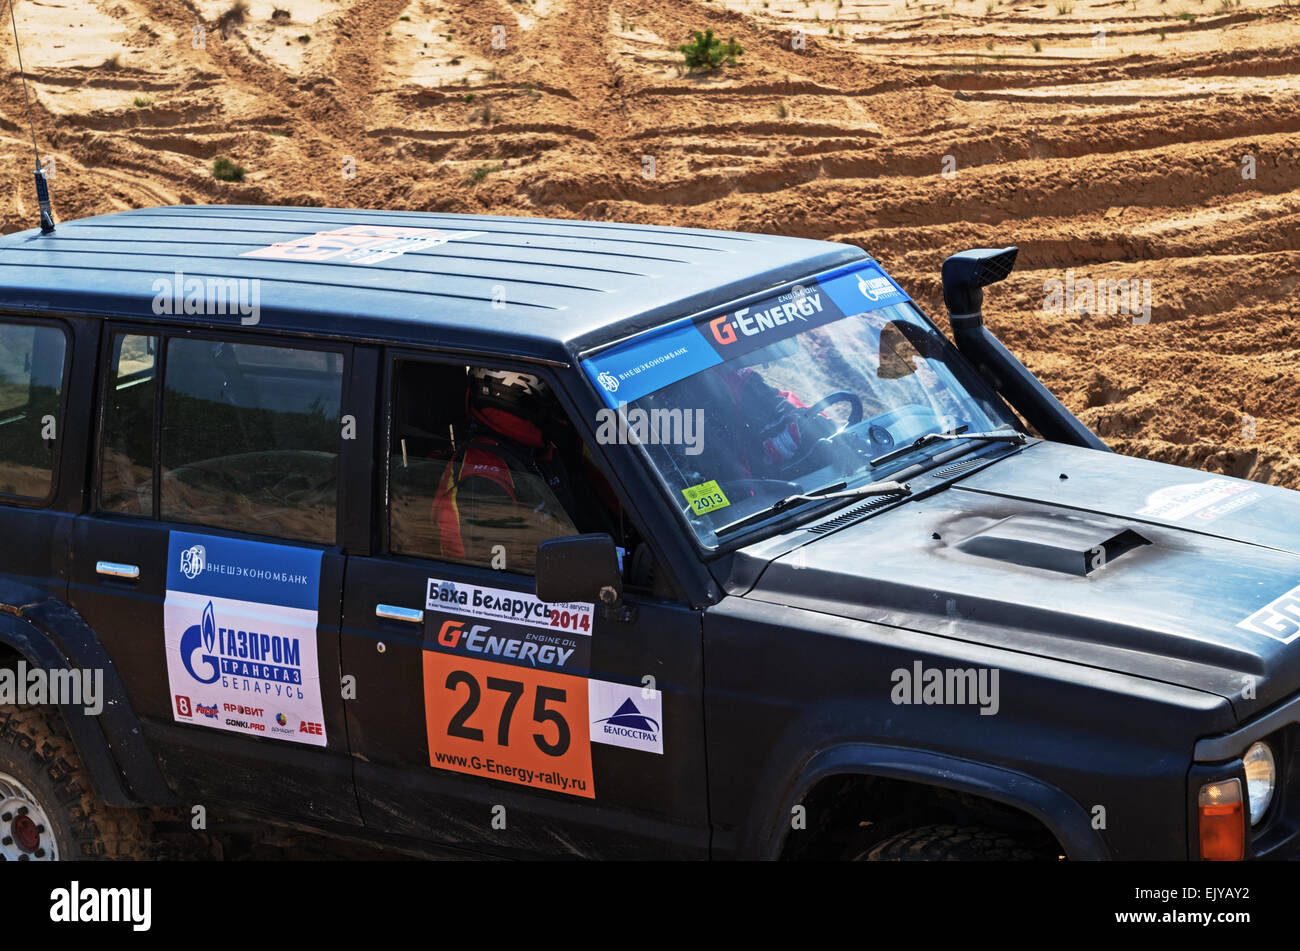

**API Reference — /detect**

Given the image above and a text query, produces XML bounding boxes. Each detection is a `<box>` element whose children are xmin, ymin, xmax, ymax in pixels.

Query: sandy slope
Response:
<box><xmin>1</xmin><ymin>0</ymin><xmax>1297</xmax><ymax>485</ymax></box>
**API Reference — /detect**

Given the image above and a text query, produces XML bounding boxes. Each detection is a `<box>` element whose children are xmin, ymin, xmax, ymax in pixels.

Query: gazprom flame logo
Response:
<box><xmin>180</xmin><ymin>544</ymin><xmax>206</xmax><ymax>580</ymax></box>
<box><xmin>857</xmin><ymin>273</ymin><xmax>895</xmax><ymax>302</ymax></box>
<box><xmin>180</xmin><ymin>601</ymin><xmax>220</xmax><ymax>684</ymax></box>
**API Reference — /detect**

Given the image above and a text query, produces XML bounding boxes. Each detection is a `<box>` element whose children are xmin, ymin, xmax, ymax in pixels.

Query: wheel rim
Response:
<box><xmin>0</xmin><ymin>772</ymin><xmax>59</xmax><ymax>861</ymax></box>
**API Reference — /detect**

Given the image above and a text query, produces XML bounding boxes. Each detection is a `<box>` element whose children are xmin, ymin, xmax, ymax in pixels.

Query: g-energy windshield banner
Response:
<box><xmin>582</xmin><ymin>261</ymin><xmax>909</xmax><ymax>407</ymax></box>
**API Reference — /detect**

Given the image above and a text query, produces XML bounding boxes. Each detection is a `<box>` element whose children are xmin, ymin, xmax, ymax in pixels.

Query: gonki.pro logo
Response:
<box><xmin>707</xmin><ymin>290</ymin><xmax>825</xmax><ymax>346</ymax></box>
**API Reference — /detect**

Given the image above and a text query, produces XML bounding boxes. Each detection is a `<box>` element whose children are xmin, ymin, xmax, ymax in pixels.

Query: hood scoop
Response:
<box><xmin>954</xmin><ymin>513</ymin><xmax>1148</xmax><ymax>576</ymax></box>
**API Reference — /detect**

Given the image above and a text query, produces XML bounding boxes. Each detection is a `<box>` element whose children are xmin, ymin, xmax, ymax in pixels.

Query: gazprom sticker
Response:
<box><xmin>164</xmin><ymin>532</ymin><xmax>327</xmax><ymax>746</ymax></box>
<box><xmin>819</xmin><ymin>262</ymin><xmax>909</xmax><ymax>315</ymax></box>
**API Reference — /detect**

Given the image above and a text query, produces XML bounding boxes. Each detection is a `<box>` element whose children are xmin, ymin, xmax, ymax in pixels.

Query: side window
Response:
<box><xmin>101</xmin><ymin>333</ymin><xmax>157</xmax><ymax>515</ymax></box>
<box><xmin>160</xmin><ymin>338</ymin><xmax>344</xmax><ymax>544</ymax></box>
<box><xmin>390</xmin><ymin>360</ymin><xmax>605</xmax><ymax>576</ymax></box>
<box><xmin>0</xmin><ymin>321</ymin><xmax>67</xmax><ymax>501</ymax></box>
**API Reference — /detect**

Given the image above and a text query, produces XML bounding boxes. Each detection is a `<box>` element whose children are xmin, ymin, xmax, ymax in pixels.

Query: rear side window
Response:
<box><xmin>160</xmin><ymin>338</ymin><xmax>344</xmax><ymax>544</ymax></box>
<box><xmin>101</xmin><ymin>333</ymin><xmax>157</xmax><ymax>515</ymax></box>
<box><xmin>0</xmin><ymin>322</ymin><xmax>67</xmax><ymax>501</ymax></box>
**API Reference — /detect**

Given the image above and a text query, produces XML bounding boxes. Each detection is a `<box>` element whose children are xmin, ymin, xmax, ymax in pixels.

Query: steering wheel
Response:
<box><xmin>806</xmin><ymin>391</ymin><xmax>864</xmax><ymax>432</ymax></box>
<box><xmin>767</xmin><ymin>391</ymin><xmax>865</xmax><ymax>477</ymax></box>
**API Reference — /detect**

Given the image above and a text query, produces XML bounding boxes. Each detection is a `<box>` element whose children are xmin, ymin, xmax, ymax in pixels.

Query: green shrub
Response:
<box><xmin>212</xmin><ymin>156</ymin><xmax>246</xmax><ymax>182</ymax></box>
<box><xmin>678</xmin><ymin>29</ymin><xmax>743</xmax><ymax>72</ymax></box>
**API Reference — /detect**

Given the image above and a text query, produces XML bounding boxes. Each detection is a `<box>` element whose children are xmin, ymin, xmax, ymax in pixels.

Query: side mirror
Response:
<box><xmin>535</xmin><ymin>534</ymin><xmax>625</xmax><ymax>618</ymax></box>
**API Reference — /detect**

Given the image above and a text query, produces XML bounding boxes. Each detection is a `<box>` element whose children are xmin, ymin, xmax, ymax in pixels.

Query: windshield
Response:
<box><xmin>582</xmin><ymin>261</ymin><xmax>1016</xmax><ymax>547</ymax></box>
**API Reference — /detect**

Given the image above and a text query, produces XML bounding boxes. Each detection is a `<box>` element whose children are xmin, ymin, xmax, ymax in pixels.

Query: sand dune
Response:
<box><xmin>2</xmin><ymin>0</ymin><xmax>1297</xmax><ymax>484</ymax></box>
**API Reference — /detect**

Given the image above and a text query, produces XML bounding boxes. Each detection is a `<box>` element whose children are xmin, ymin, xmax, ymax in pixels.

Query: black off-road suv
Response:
<box><xmin>0</xmin><ymin>205</ymin><xmax>1293</xmax><ymax>861</ymax></box>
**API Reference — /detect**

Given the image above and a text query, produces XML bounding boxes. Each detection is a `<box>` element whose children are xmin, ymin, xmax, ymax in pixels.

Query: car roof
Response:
<box><xmin>0</xmin><ymin>205</ymin><xmax>866</xmax><ymax>364</ymax></box>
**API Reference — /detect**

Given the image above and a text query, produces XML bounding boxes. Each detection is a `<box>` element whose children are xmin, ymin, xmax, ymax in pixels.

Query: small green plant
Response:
<box><xmin>1055</xmin><ymin>0</ymin><xmax>1072</xmax><ymax>11</ymax></box>
<box><xmin>775</xmin><ymin>101</ymin><xmax>788</xmax><ymax>117</ymax></box>
<box><xmin>223</xmin><ymin>0</ymin><xmax>249</xmax><ymax>24</ymax></box>
<box><xmin>399</xmin><ymin>14</ymin><xmax>411</xmax><ymax>20</ymax></box>
<box><xmin>462</xmin><ymin>92</ymin><xmax>476</xmax><ymax>102</ymax></box>
<box><xmin>102</xmin><ymin>53</ymin><xmax>121</xmax><ymax>69</ymax></box>
<box><xmin>985</xmin><ymin>38</ymin><xmax>994</xmax><ymax>48</ymax></box>
<box><xmin>1216</xmin><ymin>0</ymin><xmax>1231</xmax><ymax>9</ymax></box>
<box><xmin>1030</xmin><ymin>38</ymin><xmax>1042</xmax><ymax>50</ymax></box>
<box><xmin>212</xmin><ymin>156</ymin><xmax>246</xmax><ymax>182</ymax></box>
<box><xmin>678</xmin><ymin>29</ymin><xmax>744</xmax><ymax>71</ymax></box>
<box><xmin>132</xmin><ymin>96</ymin><xmax>152</xmax><ymax>107</ymax></box>
<box><xmin>1158</xmin><ymin>27</ymin><xmax>1167</xmax><ymax>38</ymax></box>
<box><xmin>1176</xmin><ymin>10</ymin><xmax>1196</xmax><ymax>20</ymax></box>
<box><xmin>469</xmin><ymin>164</ymin><xmax>501</xmax><ymax>183</ymax></box>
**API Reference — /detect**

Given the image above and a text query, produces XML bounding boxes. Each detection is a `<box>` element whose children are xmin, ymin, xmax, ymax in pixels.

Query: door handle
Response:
<box><xmin>96</xmin><ymin>561</ymin><xmax>140</xmax><ymax>580</ymax></box>
<box><xmin>376</xmin><ymin>604</ymin><xmax>423</xmax><ymax>624</ymax></box>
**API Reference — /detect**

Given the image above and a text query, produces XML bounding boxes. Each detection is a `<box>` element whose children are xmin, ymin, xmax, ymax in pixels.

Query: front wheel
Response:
<box><xmin>0</xmin><ymin>706</ymin><xmax>152</xmax><ymax>860</ymax></box>
<box><xmin>859</xmin><ymin>824</ymin><xmax>1056</xmax><ymax>861</ymax></box>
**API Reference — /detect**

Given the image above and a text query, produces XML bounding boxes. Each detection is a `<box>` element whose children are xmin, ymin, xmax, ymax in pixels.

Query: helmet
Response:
<box><xmin>468</xmin><ymin>368</ymin><xmax>554</xmax><ymax>445</ymax></box>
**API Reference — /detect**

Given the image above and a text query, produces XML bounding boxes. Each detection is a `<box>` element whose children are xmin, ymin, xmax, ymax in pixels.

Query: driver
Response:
<box><xmin>717</xmin><ymin>365</ymin><xmax>839</xmax><ymax>478</ymax></box>
<box><xmin>431</xmin><ymin>368</ymin><xmax>582</xmax><ymax>569</ymax></box>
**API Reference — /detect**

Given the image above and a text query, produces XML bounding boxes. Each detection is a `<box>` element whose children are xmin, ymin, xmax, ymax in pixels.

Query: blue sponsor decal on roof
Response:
<box><xmin>166</xmin><ymin>531</ymin><xmax>322</xmax><ymax>612</ymax></box>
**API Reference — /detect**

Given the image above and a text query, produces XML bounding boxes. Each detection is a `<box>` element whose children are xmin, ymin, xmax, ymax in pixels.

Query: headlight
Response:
<box><xmin>1243</xmin><ymin>741</ymin><xmax>1276</xmax><ymax>826</ymax></box>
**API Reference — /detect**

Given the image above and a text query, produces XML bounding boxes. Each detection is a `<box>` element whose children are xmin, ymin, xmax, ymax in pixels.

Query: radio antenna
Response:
<box><xmin>7</xmin><ymin>0</ymin><xmax>54</xmax><ymax>233</ymax></box>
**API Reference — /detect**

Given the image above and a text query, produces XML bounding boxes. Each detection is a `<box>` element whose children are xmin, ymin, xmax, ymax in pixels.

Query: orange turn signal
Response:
<box><xmin>1198</xmin><ymin>778</ymin><xmax>1245</xmax><ymax>861</ymax></box>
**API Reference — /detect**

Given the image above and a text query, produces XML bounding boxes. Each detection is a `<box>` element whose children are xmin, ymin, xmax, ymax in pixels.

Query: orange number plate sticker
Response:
<box><xmin>423</xmin><ymin>651</ymin><xmax>594</xmax><ymax>799</ymax></box>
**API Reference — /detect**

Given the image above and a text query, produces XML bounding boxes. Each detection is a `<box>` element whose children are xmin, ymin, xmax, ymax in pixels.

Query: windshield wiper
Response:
<box><xmin>714</xmin><ymin>478</ymin><xmax>911</xmax><ymax>538</ymax></box>
<box><xmin>869</xmin><ymin>427</ymin><xmax>1025</xmax><ymax>469</ymax></box>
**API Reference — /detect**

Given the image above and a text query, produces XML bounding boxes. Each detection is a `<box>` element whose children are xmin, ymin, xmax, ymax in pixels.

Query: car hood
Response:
<box><xmin>744</xmin><ymin>441</ymin><xmax>1300</xmax><ymax>718</ymax></box>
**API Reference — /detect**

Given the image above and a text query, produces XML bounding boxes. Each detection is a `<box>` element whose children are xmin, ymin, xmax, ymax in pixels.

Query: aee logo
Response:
<box><xmin>299</xmin><ymin>721</ymin><xmax>324</xmax><ymax>736</ymax></box>
<box><xmin>175</xmin><ymin>695</ymin><xmax>193</xmax><ymax>718</ymax></box>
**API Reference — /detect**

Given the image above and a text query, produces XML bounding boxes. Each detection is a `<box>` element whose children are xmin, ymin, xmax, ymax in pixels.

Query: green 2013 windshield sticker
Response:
<box><xmin>682</xmin><ymin>480</ymin><xmax>730</xmax><ymax>516</ymax></box>
<box><xmin>581</xmin><ymin>261</ymin><xmax>909</xmax><ymax>408</ymax></box>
